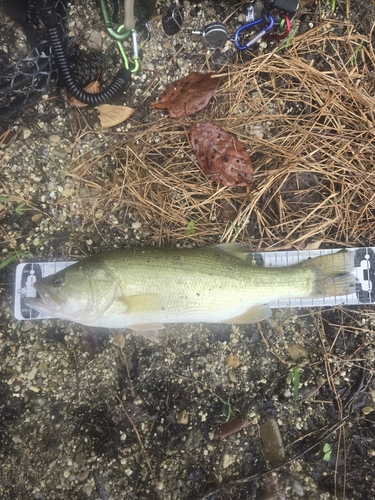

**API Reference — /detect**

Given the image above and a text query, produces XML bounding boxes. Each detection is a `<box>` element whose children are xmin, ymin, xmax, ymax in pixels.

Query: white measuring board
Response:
<box><xmin>14</xmin><ymin>247</ymin><xmax>375</xmax><ymax>321</ymax></box>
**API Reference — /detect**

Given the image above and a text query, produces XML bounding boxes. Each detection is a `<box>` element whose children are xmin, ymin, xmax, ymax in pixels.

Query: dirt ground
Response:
<box><xmin>1</xmin><ymin>1</ymin><xmax>375</xmax><ymax>499</ymax></box>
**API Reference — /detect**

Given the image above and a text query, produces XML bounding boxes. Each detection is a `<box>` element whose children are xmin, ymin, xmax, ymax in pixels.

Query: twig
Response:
<box><xmin>112</xmin><ymin>391</ymin><xmax>161</xmax><ymax>498</ymax></box>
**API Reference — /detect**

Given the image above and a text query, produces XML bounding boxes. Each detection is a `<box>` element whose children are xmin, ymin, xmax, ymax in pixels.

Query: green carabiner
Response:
<box><xmin>99</xmin><ymin>0</ymin><xmax>130</xmax><ymax>41</ymax></box>
<box><xmin>117</xmin><ymin>27</ymin><xmax>139</xmax><ymax>73</ymax></box>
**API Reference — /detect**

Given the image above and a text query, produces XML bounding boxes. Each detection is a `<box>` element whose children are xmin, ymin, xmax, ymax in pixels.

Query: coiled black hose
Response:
<box><xmin>37</xmin><ymin>0</ymin><xmax>131</xmax><ymax>105</ymax></box>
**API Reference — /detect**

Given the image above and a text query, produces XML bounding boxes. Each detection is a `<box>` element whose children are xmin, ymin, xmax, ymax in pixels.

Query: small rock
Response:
<box><xmin>81</xmin><ymin>484</ymin><xmax>93</xmax><ymax>496</ymax></box>
<box><xmin>31</xmin><ymin>213</ymin><xmax>43</xmax><ymax>223</ymax></box>
<box><xmin>176</xmin><ymin>410</ymin><xmax>189</xmax><ymax>425</ymax></box>
<box><xmin>29</xmin><ymin>385</ymin><xmax>40</xmax><ymax>393</ymax></box>
<box><xmin>292</xmin><ymin>479</ymin><xmax>305</xmax><ymax>497</ymax></box>
<box><xmin>260</xmin><ymin>418</ymin><xmax>286</xmax><ymax>464</ymax></box>
<box><xmin>227</xmin><ymin>369</ymin><xmax>238</xmax><ymax>384</ymax></box>
<box><xmin>27</xmin><ymin>367</ymin><xmax>38</xmax><ymax>380</ymax></box>
<box><xmin>225</xmin><ymin>354</ymin><xmax>241</xmax><ymax>369</ymax></box>
<box><xmin>222</xmin><ymin>454</ymin><xmax>236</xmax><ymax>469</ymax></box>
<box><xmin>362</xmin><ymin>405</ymin><xmax>374</xmax><ymax>415</ymax></box>
<box><xmin>49</xmin><ymin>134</ymin><xmax>61</xmax><ymax>144</ymax></box>
<box><xmin>86</xmin><ymin>30</ymin><xmax>102</xmax><ymax>50</ymax></box>
<box><xmin>286</xmin><ymin>343</ymin><xmax>308</xmax><ymax>361</ymax></box>
<box><xmin>184</xmin><ymin>429</ymin><xmax>203</xmax><ymax>451</ymax></box>
<box><xmin>76</xmin><ymin>470</ymin><xmax>90</xmax><ymax>482</ymax></box>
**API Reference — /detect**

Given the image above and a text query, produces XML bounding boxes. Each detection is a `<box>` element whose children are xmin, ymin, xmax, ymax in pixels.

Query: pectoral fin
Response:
<box><xmin>126</xmin><ymin>293</ymin><xmax>161</xmax><ymax>313</ymax></box>
<box><xmin>110</xmin><ymin>293</ymin><xmax>161</xmax><ymax>315</ymax></box>
<box><xmin>224</xmin><ymin>304</ymin><xmax>272</xmax><ymax>324</ymax></box>
<box><xmin>129</xmin><ymin>323</ymin><xmax>165</xmax><ymax>343</ymax></box>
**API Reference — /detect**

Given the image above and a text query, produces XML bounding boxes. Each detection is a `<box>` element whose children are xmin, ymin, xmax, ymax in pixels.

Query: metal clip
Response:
<box><xmin>233</xmin><ymin>15</ymin><xmax>275</xmax><ymax>50</ymax></box>
<box><xmin>116</xmin><ymin>27</ymin><xmax>139</xmax><ymax>73</ymax></box>
<box><xmin>264</xmin><ymin>13</ymin><xmax>291</xmax><ymax>40</ymax></box>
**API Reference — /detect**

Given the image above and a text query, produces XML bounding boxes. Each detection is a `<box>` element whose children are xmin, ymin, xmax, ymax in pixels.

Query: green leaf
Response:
<box><xmin>14</xmin><ymin>203</ymin><xmax>26</xmax><ymax>215</ymax></box>
<box><xmin>186</xmin><ymin>220</ymin><xmax>195</xmax><ymax>236</ymax></box>
<box><xmin>323</xmin><ymin>443</ymin><xmax>331</xmax><ymax>453</ymax></box>
<box><xmin>293</xmin><ymin>367</ymin><xmax>300</xmax><ymax>404</ymax></box>
<box><xmin>0</xmin><ymin>252</ymin><xmax>25</xmax><ymax>270</ymax></box>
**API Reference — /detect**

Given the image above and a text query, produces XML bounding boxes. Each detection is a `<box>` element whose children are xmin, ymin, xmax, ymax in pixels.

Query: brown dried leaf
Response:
<box><xmin>67</xmin><ymin>80</ymin><xmax>100</xmax><ymax>108</ymax></box>
<box><xmin>305</xmin><ymin>239</ymin><xmax>323</xmax><ymax>250</ymax></box>
<box><xmin>213</xmin><ymin>415</ymin><xmax>251</xmax><ymax>440</ymax></box>
<box><xmin>286</xmin><ymin>343</ymin><xmax>308</xmax><ymax>362</ymax></box>
<box><xmin>95</xmin><ymin>104</ymin><xmax>135</xmax><ymax>128</ymax></box>
<box><xmin>190</xmin><ymin>122</ymin><xmax>253</xmax><ymax>186</ymax></box>
<box><xmin>225</xmin><ymin>354</ymin><xmax>241</xmax><ymax>369</ymax></box>
<box><xmin>151</xmin><ymin>72</ymin><xmax>220</xmax><ymax>117</ymax></box>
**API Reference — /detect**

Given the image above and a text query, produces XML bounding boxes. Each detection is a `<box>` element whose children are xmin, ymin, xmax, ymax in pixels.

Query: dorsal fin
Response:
<box><xmin>211</xmin><ymin>243</ymin><xmax>262</xmax><ymax>266</ymax></box>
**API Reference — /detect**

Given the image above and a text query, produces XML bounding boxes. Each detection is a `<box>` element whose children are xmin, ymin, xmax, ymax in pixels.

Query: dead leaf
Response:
<box><xmin>305</xmin><ymin>239</ymin><xmax>323</xmax><ymax>250</ymax></box>
<box><xmin>95</xmin><ymin>104</ymin><xmax>134</xmax><ymax>128</ymax></box>
<box><xmin>214</xmin><ymin>415</ymin><xmax>251</xmax><ymax>440</ymax></box>
<box><xmin>217</xmin><ymin>202</ymin><xmax>238</xmax><ymax>222</ymax></box>
<box><xmin>151</xmin><ymin>72</ymin><xmax>220</xmax><ymax>117</ymax></box>
<box><xmin>190</xmin><ymin>122</ymin><xmax>253</xmax><ymax>186</ymax></box>
<box><xmin>280</xmin><ymin>172</ymin><xmax>320</xmax><ymax>208</ymax></box>
<box><xmin>225</xmin><ymin>354</ymin><xmax>241</xmax><ymax>369</ymax></box>
<box><xmin>286</xmin><ymin>343</ymin><xmax>308</xmax><ymax>362</ymax></box>
<box><xmin>68</xmin><ymin>81</ymin><xmax>100</xmax><ymax>108</ymax></box>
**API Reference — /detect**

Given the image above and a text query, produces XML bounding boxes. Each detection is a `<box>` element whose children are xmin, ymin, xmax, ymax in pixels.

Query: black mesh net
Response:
<box><xmin>0</xmin><ymin>0</ymin><xmax>67</xmax><ymax>125</ymax></box>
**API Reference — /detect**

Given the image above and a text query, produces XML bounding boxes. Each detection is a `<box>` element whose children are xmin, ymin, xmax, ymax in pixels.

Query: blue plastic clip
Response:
<box><xmin>234</xmin><ymin>15</ymin><xmax>275</xmax><ymax>50</ymax></box>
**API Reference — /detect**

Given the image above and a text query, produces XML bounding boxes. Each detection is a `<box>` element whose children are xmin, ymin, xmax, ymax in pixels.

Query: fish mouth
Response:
<box><xmin>25</xmin><ymin>283</ymin><xmax>62</xmax><ymax>316</ymax></box>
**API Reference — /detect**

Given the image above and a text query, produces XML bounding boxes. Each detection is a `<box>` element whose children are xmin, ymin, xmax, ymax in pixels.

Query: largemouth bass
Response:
<box><xmin>26</xmin><ymin>244</ymin><xmax>356</xmax><ymax>341</ymax></box>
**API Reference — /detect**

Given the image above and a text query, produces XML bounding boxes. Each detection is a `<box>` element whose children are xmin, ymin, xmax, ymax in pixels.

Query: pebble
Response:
<box><xmin>227</xmin><ymin>369</ymin><xmax>238</xmax><ymax>384</ymax></box>
<box><xmin>225</xmin><ymin>354</ymin><xmax>241</xmax><ymax>369</ymax></box>
<box><xmin>222</xmin><ymin>454</ymin><xmax>236</xmax><ymax>469</ymax></box>
<box><xmin>176</xmin><ymin>409</ymin><xmax>189</xmax><ymax>425</ymax></box>
<box><xmin>82</xmin><ymin>484</ymin><xmax>93</xmax><ymax>496</ymax></box>
<box><xmin>286</xmin><ymin>343</ymin><xmax>308</xmax><ymax>361</ymax></box>
<box><xmin>292</xmin><ymin>479</ymin><xmax>305</xmax><ymax>497</ymax></box>
<box><xmin>362</xmin><ymin>405</ymin><xmax>374</xmax><ymax>415</ymax></box>
<box><xmin>49</xmin><ymin>134</ymin><xmax>61</xmax><ymax>144</ymax></box>
<box><xmin>86</xmin><ymin>30</ymin><xmax>102</xmax><ymax>50</ymax></box>
<box><xmin>29</xmin><ymin>385</ymin><xmax>40</xmax><ymax>393</ymax></box>
<box><xmin>260</xmin><ymin>418</ymin><xmax>286</xmax><ymax>464</ymax></box>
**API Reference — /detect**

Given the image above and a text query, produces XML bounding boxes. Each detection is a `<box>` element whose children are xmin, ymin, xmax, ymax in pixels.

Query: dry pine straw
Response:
<box><xmin>65</xmin><ymin>21</ymin><xmax>375</xmax><ymax>250</ymax></box>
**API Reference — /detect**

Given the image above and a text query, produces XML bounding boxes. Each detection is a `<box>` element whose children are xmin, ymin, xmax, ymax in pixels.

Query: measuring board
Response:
<box><xmin>14</xmin><ymin>247</ymin><xmax>375</xmax><ymax>321</ymax></box>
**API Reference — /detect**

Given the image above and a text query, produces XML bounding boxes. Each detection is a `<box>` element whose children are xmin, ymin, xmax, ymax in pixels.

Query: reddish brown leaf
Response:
<box><xmin>213</xmin><ymin>415</ymin><xmax>252</xmax><ymax>440</ymax></box>
<box><xmin>151</xmin><ymin>72</ymin><xmax>220</xmax><ymax>117</ymax></box>
<box><xmin>190</xmin><ymin>122</ymin><xmax>253</xmax><ymax>186</ymax></box>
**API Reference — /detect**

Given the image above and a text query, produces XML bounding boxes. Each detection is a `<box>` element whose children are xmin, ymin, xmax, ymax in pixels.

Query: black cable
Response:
<box><xmin>37</xmin><ymin>0</ymin><xmax>131</xmax><ymax>105</ymax></box>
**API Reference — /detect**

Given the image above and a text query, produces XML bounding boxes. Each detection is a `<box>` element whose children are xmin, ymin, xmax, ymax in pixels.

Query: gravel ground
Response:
<box><xmin>1</xmin><ymin>1</ymin><xmax>375</xmax><ymax>499</ymax></box>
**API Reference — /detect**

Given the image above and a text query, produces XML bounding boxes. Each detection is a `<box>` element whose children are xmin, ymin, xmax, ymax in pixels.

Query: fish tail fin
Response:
<box><xmin>302</xmin><ymin>250</ymin><xmax>357</xmax><ymax>298</ymax></box>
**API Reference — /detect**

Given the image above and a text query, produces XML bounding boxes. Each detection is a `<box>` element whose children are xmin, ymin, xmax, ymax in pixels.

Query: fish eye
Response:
<box><xmin>52</xmin><ymin>275</ymin><xmax>63</xmax><ymax>287</ymax></box>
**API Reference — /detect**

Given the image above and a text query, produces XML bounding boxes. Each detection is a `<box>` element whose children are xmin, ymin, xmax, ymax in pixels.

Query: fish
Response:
<box><xmin>25</xmin><ymin>244</ymin><xmax>356</xmax><ymax>341</ymax></box>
